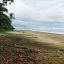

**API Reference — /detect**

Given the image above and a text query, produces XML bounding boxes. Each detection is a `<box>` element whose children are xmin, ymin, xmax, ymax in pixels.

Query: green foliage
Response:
<box><xmin>0</xmin><ymin>3</ymin><xmax>8</xmax><ymax>13</ymax></box>
<box><xmin>3</xmin><ymin>0</ymin><xmax>14</xmax><ymax>5</ymax></box>
<box><xmin>0</xmin><ymin>2</ymin><xmax>14</xmax><ymax>31</ymax></box>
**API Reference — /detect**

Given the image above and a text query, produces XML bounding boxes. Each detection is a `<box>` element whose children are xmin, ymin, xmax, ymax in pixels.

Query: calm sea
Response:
<box><xmin>12</xmin><ymin>20</ymin><xmax>64</xmax><ymax>34</ymax></box>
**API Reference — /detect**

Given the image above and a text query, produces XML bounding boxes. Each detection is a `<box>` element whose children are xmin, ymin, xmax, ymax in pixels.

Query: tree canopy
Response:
<box><xmin>3</xmin><ymin>0</ymin><xmax>14</xmax><ymax>5</ymax></box>
<box><xmin>0</xmin><ymin>0</ymin><xmax>14</xmax><ymax>31</ymax></box>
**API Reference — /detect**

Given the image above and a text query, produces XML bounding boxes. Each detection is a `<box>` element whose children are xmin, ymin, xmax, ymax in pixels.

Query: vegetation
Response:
<box><xmin>3</xmin><ymin>0</ymin><xmax>14</xmax><ymax>5</ymax></box>
<box><xmin>0</xmin><ymin>31</ymin><xmax>64</xmax><ymax>64</ymax></box>
<box><xmin>0</xmin><ymin>0</ymin><xmax>14</xmax><ymax>31</ymax></box>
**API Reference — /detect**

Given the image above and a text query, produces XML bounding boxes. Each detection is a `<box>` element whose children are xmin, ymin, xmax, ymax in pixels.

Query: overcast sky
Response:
<box><xmin>3</xmin><ymin>0</ymin><xmax>64</xmax><ymax>33</ymax></box>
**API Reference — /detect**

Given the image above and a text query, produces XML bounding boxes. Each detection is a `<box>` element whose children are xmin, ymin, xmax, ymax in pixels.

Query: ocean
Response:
<box><xmin>12</xmin><ymin>20</ymin><xmax>64</xmax><ymax>34</ymax></box>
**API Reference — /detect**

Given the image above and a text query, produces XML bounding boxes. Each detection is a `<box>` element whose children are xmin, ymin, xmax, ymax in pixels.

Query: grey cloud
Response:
<box><xmin>5</xmin><ymin>0</ymin><xmax>64</xmax><ymax>22</ymax></box>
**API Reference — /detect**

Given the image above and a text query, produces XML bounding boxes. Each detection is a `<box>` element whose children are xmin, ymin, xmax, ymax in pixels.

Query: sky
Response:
<box><xmin>1</xmin><ymin>0</ymin><xmax>64</xmax><ymax>34</ymax></box>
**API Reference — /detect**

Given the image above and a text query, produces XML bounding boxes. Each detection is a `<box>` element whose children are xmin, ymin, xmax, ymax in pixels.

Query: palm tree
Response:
<box><xmin>9</xmin><ymin>13</ymin><xmax>15</xmax><ymax>21</ymax></box>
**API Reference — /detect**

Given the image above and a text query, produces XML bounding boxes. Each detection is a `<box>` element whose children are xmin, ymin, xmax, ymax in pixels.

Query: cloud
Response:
<box><xmin>5</xmin><ymin>0</ymin><xmax>64</xmax><ymax>22</ymax></box>
<box><xmin>0</xmin><ymin>0</ymin><xmax>2</xmax><ymax>3</ymax></box>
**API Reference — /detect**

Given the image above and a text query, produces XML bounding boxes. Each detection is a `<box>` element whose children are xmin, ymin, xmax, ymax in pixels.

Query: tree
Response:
<box><xmin>3</xmin><ymin>0</ymin><xmax>14</xmax><ymax>5</ymax></box>
<box><xmin>9</xmin><ymin>13</ymin><xmax>15</xmax><ymax>21</ymax></box>
<box><xmin>0</xmin><ymin>0</ymin><xmax>14</xmax><ymax>31</ymax></box>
